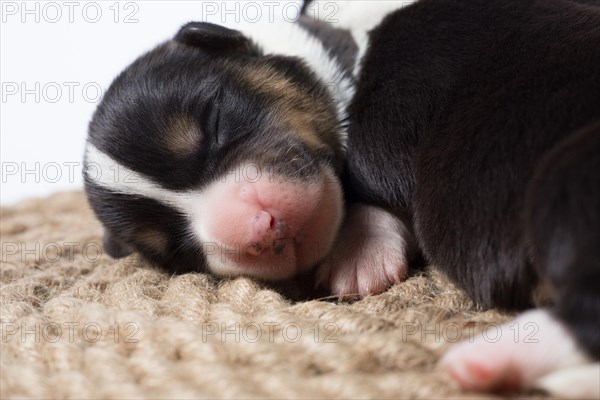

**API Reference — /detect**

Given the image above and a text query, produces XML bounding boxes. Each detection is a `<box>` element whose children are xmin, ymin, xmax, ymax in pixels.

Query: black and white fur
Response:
<box><xmin>84</xmin><ymin>0</ymin><xmax>599</xmax><ymax>396</ymax></box>
<box><xmin>307</xmin><ymin>0</ymin><xmax>599</xmax><ymax>396</ymax></box>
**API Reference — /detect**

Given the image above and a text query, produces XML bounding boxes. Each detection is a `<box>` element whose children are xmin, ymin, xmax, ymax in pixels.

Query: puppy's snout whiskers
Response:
<box><xmin>274</xmin><ymin>148</ymin><xmax>320</xmax><ymax>181</ymax></box>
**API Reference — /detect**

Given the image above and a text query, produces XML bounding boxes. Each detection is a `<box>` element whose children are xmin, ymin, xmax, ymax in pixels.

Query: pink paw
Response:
<box><xmin>439</xmin><ymin>309</ymin><xmax>599</xmax><ymax>398</ymax></box>
<box><xmin>316</xmin><ymin>204</ymin><xmax>415</xmax><ymax>298</ymax></box>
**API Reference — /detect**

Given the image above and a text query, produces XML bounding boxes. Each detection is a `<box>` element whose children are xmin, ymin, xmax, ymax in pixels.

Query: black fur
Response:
<box><xmin>175</xmin><ymin>22</ymin><xmax>255</xmax><ymax>54</ymax></box>
<box><xmin>525</xmin><ymin>122</ymin><xmax>600</xmax><ymax>359</ymax></box>
<box><xmin>345</xmin><ymin>0</ymin><xmax>600</xmax><ymax>357</ymax></box>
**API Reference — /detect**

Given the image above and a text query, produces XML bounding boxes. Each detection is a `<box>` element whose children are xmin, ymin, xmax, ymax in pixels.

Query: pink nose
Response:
<box><xmin>246</xmin><ymin>210</ymin><xmax>288</xmax><ymax>256</ymax></box>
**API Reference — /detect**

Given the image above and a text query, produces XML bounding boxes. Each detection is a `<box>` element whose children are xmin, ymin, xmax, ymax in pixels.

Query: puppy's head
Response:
<box><xmin>84</xmin><ymin>22</ymin><xmax>345</xmax><ymax>280</ymax></box>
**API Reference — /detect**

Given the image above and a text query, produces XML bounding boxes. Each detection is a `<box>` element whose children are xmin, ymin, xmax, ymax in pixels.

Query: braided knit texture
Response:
<box><xmin>1</xmin><ymin>191</ymin><xmax>552</xmax><ymax>399</ymax></box>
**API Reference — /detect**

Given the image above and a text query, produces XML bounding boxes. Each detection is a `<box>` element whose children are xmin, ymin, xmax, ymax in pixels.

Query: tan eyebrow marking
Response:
<box><xmin>136</xmin><ymin>228</ymin><xmax>169</xmax><ymax>254</ymax></box>
<box><xmin>240</xmin><ymin>64</ymin><xmax>337</xmax><ymax>151</ymax></box>
<box><xmin>164</xmin><ymin>115</ymin><xmax>202</xmax><ymax>157</ymax></box>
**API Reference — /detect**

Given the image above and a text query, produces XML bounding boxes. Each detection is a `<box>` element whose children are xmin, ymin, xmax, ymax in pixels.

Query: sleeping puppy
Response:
<box><xmin>84</xmin><ymin>20</ymin><xmax>344</xmax><ymax>280</ymax></box>
<box><xmin>311</xmin><ymin>0</ymin><xmax>599</xmax><ymax>397</ymax></box>
<box><xmin>84</xmin><ymin>0</ymin><xmax>599</xmax><ymax>397</ymax></box>
<box><xmin>83</xmin><ymin>9</ymin><xmax>415</xmax><ymax>287</ymax></box>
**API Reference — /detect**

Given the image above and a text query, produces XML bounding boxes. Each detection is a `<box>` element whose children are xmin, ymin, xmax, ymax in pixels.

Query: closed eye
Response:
<box><xmin>203</xmin><ymin>88</ymin><xmax>223</xmax><ymax>144</ymax></box>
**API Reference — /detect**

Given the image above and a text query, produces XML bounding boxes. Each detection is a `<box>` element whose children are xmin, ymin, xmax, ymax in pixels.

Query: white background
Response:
<box><xmin>1</xmin><ymin>0</ymin><xmax>303</xmax><ymax>205</ymax></box>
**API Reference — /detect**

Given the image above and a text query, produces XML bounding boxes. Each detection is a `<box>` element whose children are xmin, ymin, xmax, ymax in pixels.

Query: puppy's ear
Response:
<box><xmin>175</xmin><ymin>22</ymin><xmax>256</xmax><ymax>55</ymax></box>
<box><xmin>102</xmin><ymin>230</ymin><xmax>134</xmax><ymax>259</ymax></box>
<box><xmin>301</xmin><ymin>0</ymin><xmax>314</xmax><ymax>15</ymax></box>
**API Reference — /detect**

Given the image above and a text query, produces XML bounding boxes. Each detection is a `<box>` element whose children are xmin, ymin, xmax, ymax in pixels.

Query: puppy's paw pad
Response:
<box><xmin>316</xmin><ymin>204</ymin><xmax>414</xmax><ymax>298</ymax></box>
<box><xmin>318</xmin><ymin>247</ymin><xmax>408</xmax><ymax>298</ymax></box>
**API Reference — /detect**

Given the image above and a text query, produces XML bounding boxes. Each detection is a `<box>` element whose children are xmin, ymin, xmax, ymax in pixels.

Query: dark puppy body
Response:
<box><xmin>345</xmin><ymin>0</ymin><xmax>600</xmax><ymax>361</ymax></box>
<box><xmin>85</xmin><ymin>0</ymin><xmax>598</xmax><ymax>395</ymax></box>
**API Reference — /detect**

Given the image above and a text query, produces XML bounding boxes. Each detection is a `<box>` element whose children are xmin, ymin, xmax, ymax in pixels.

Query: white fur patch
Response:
<box><xmin>535</xmin><ymin>363</ymin><xmax>600</xmax><ymax>399</ymax></box>
<box><xmin>84</xmin><ymin>144</ymin><xmax>197</xmax><ymax>210</ymax></box>
<box><xmin>440</xmin><ymin>309</ymin><xmax>598</xmax><ymax>398</ymax></box>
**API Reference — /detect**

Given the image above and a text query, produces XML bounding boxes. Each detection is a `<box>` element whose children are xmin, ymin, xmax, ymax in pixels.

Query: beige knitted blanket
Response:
<box><xmin>1</xmin><ymin>191</ymin><xmax>552</xmax><ymax>399</ymax></box>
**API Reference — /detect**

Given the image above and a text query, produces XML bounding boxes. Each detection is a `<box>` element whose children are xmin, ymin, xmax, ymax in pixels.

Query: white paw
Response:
<box><xmin>535</xmin><ymin>363</ymin><xmax>600</xmax><ymax>399</ymax></box>
<box><xmin>439</xmin><ymin>309</ymin><xmax>599</xmax><ymax>398</ymax></box>
<box><xmin>316</xmin><ymin>204</ymin><xmax>415</xmax><ymax>298</ymax></box>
